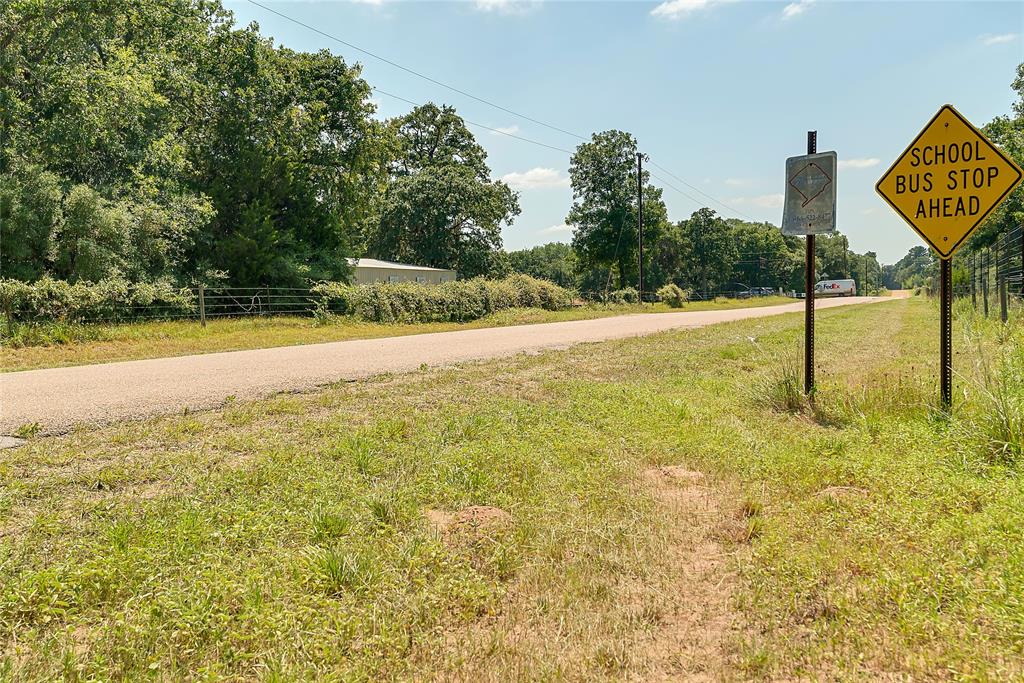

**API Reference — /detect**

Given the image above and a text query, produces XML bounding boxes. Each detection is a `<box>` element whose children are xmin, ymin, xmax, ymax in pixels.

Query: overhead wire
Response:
<box><xmin>647</xmin><ymin>159</ymin><xmax>758</xmax><ymax>221</ymax></box>
<box><xmin>372</xmin><ymin>88</ymin><xmax>573</xmax><ymax>154</ymax></box>
<box><xmin>245</xmin><ymin>0</ymin><xmax>766</xmax><ymax>227</ymax></box>
<box><xmin>246</xmin><ymin>0</ymin><xmax>586</xmax><ymax>140</ymax></box>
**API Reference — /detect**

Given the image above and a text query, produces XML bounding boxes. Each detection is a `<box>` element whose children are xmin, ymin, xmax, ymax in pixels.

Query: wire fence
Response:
<box><xmin>958</xmin><ymin>224</ymin><xmax>1024</xmax><ymax>321</ymax></box>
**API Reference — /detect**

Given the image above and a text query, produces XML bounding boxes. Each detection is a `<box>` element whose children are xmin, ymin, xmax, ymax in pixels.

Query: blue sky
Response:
<box><xmin>226</xmin><ymin>0</ymin><xmax>1022</xmax><ymax>264</ymax></box>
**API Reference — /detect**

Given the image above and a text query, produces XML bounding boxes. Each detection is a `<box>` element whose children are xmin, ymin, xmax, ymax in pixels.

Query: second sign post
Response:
<box><xmin>783</xmin><ymin>131</ymin><xmax>838</xmax><ymax>396</ymax></box>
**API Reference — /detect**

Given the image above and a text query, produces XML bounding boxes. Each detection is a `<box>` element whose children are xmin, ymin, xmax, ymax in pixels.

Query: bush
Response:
<box><xmin>656</xmin><ymin>283</ymin><xmax>689</xmax><ymax>308</ymax></box>
<box><xmin>607</xmin><ymin>287</ymin><xmax>639</xmax><ymax>305</ymax></box>
<box><xmin>0</xmin><ymin>277</ymin><xmax>195</xmax><ymax>325</ymax></box>
<box><xmin>312</xmin><ymin>275</ymin><xmax>574</xmax><ymax>324</ymax></box>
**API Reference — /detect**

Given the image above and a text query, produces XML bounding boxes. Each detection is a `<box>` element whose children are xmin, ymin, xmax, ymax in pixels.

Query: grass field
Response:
<box><xmin>0</xmin><ymin>296</ymin><xmax>794</xmax><ymax>372</ymax></box>
<box><xmin>2</xmin><ymin>297</ymin><xmax>1022</xmax><ymax>680</ymax></box>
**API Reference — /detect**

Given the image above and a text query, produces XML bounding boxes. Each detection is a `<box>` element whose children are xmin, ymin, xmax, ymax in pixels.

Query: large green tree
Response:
<box><xmin>0</xmin><ymin>0</ymin><xmax>386</xmax><ymax>286</ymax></box>
<box><xmin>367</xmin><ymin>103</ymin><xmax>519</xmax><ymax>278</ymax></box>
<box><xmin>677</xmin><ymin>208</ymin><xmax>738</xmax><ymax>295</ymax></box>
<box><xmin>963</xmin><ymin>63</ymin><xmax>1024</xmax><ymax>258</ymax></box>
<box><xmin>566</xmin><ymin>131</ymin><xmax>666</xmax><ymax>292</ymax></box>
<box><xmin>726</xmin><ymin>219</ymin><xmax>801</xmax><ymax>290</ymax></box>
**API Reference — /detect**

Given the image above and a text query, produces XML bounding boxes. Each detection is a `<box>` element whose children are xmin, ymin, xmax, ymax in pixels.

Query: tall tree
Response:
<box><xmin>677</xmin><ymin>208</ymin><xmax>738</xmax><ymax>295</ymax></box>
<box><xmin>389</xmin><ymin>103</ymin><xmax>489</xmax><ymax>180</ymax></box>
<box><xmin>1</xmin><ymin>1</ymin><xmax>386</xmax><ymax>286</ymax></box>
<box><xmin>367</xmin><ymin>103</ymin><xmax>519</xmax><ymax>278</ymax></box>
<box><xmin>971</xmin><ymin>62</ymin><xmax>1024</xmax><ymax>251</ymax></box>
<box><xmin>726</xmin><ymin>219</ymin><xmax>801</xmax><ymax>290</ymax></box>
<box><xmin>566</xmin><ymin>131</ymin><xmax>666</xmax><ymax>291</ymax></box>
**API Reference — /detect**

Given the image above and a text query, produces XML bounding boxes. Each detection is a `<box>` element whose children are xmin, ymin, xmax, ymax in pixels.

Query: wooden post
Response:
<box><xmin>199</xmin><ymin>283</ymin><xmax>206</xmax><ymax>327</ymax></box>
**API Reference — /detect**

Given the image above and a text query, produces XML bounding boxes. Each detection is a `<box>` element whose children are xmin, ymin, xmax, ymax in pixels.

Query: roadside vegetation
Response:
<box><xmin>2</xmin><ymin>298</ymin><xmax>1022</xmax><ymax>679</ymax></box>
<box><xmin>1</xmin><ymin>295</ymin><xmax>794</xmax><ymax>372</ymax></box>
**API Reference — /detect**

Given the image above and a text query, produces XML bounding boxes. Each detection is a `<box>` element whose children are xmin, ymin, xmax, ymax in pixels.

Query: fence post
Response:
<box><xmin>199</xmin><ymin>283</ymin><xmax>206</xmax><ymax>327</ymax></box>
<box><xmin>970</xmin><ymin>252</ymin><xmax>976</xmax><ymax>308</ymax></box>
<box><xmin>983</xmin><ymin>248</ymin><xmax>990</xmax><ymax>317</ymax></box>
<box><xmin>3</xmin><ymin>301</ymin><xmax>13</xmax><ymax>338</ymax></box>
<box><xmin>1000</xmin><ymin>277</ymin><xmax>1008</xmax><ymax>323</ymax></box>
<box><xmin>1019</xmin><ymin>224</ymin><xmax>1024</xmax><ymax>298</ymax></box>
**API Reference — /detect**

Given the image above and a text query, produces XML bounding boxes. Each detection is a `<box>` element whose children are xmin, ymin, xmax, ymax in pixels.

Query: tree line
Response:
<box><xmin>2</xmin><ymin>2</ymin><xmax>1019</xmax><ymax>297</ymax></box>
<box><xmin>1</xmin><ymin>0</ymin><xmax>517</xmax><ymax>287</ymax></box>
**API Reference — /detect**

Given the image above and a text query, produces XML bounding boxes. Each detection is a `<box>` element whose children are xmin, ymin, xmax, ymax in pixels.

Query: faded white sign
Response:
<box><xmin>782</xmin><ymin>151</ymin><xmax>837</xmax><ymax>236</ymax></box>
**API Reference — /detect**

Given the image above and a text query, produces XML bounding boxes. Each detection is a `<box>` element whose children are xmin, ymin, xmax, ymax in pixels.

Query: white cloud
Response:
<box><xmin>540</xmin><ymin>223</ymin><xmax>573</xmax><ymax>234</ymax></box>
<box><xmin>491</xmin><ymin>125</ymin><xmax>520</xmax><ymax>136</ymax></box>
<box><xmin>474</xmin><ymin>0</ymin><xmax>541</xmax><ymax>15</ymax></box>
<box><xmin>782</xmin><ymin>0</ymin><xmax>814</xmax><ymax>19</ymax></box>
<box><xmin>650</xmin><ymin>0</ymin><xmax>722</xmax><ymax>21</ymax></box>
<box><xmin>731</xmin><ymin>193</ymin><xmax>784</xmax><ymax>209</ymax></box>
<box><xmin>981</xmin><ymin>33</ymin><xmax>1018</xmax><ymax>46</ymax></box>
<box><xmin>838</xmin><ymin>158</ymin><xmax>880</xmax><ymax>169</ymax></box>
<box><xmin>500</xmin><ymin>167</ymin><xmax>570</xmax><ymax>189</ymax></box>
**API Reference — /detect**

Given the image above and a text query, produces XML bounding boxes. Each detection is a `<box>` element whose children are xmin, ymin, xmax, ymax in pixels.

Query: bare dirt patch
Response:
<box><xmin>651</xmin><ymin>465</ymin><xmax>706</xmax><ymax>484</ymax></box>
<box><xmin>426</xmin><ymin>505</ymin><xmax>511</xmax><ymax>537</ymax></box>
<box><xmin>640</xmin><ymin>466</ymin><xmax>746</xmax><ymax>680</ymax></box>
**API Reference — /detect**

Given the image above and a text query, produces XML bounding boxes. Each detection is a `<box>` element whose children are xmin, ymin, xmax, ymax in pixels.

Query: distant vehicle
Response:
<box><xmin>814</xmin><ymin>279</ymin><xmax>856</xmax><ymax>297</ymax></box>
<box><xmin>753</xmin><ymin>287</ymin><xmax>776</xmax><ymax>296</ymax></box>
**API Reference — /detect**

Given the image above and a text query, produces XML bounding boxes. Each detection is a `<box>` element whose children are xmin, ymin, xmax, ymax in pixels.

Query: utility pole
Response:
<box><xmin>804</xmin><ymin>131</ymin><xmax>816</xmax><ymax>396</ymax></box>
<box><xmin>637</xmin><ymin>152</ymin><xmax>644</xmax><ymax>303</ymax></box>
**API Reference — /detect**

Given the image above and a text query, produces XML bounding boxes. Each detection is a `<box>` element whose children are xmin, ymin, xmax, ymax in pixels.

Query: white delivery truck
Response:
<box><xmin>814</xmin><ymin>279</ymin><xmax>856</xmax><ymax>297</ymax></box>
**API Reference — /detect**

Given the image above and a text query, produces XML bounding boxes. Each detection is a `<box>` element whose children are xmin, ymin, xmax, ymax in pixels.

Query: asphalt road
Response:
<box><xmin>1</xmin><ymin>297</ymin><xmax>890</xmax><ymax>435</ymax></box>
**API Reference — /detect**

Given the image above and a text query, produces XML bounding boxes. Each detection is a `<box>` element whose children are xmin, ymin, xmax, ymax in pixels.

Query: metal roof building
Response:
<box><xmin>347</xmin><ymin>258</ymin><xmax>457</xmax><ymax>285</ymax></box>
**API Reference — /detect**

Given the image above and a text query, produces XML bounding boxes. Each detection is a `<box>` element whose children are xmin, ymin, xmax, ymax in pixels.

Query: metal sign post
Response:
<box><xmin>876</xmin><ymin>104</ymin><xmax>1023</xmax><ymax>410</ymax></box>
<box><xmin>804</xmin><ymin>131</ymin><xmax>817</xmax><ymax>395</ymax></box>
<box><xmin>637</xmin><ymin>152</ymin><xmax>644</xmax><ymax>303</ymax></box>
<box><xmin>782</xmin><ymin>131</ymin><xmax>837</xmax><ymax>396</ymax></box>
<box><xmin>940</xmin><ymin>259</ymin><xmax>952</xmax><ymax>408</ymax></box>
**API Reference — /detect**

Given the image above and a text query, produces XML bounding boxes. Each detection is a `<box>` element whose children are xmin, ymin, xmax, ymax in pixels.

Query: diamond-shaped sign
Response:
<box><xmin>876</xmin><ymin>104</ymin><xmax>1023</xmax><ymax>260</ymax></box>
<box><xmin>782</xmin><ymin>151</ymin><xmax>837</xmax><ymax>236</ymax></box>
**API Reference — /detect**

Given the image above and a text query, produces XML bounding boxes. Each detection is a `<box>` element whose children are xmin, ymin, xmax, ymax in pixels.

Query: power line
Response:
<box><xmin>247</xmin><ymin>0</ymin><xmax>765</xmax><ymax>224</ymax></box>
<box><xmin>647</xmin><ymin>171</ymin><xmax>710</xmax><ymax>208</ymax></box>
<box><xmin>647</xmin><ymin>159</ymin><xmax>757</xmax><ymax>221</ymax></box>
<box><xmin>246</xmin><ymin>0</ymin><xmax>586</xmax><ymax>141</ymax></box>
<box><xmin>372</xmin><ymin>88</ymin><xmax>573</xmax><ymax>154</ymax></box>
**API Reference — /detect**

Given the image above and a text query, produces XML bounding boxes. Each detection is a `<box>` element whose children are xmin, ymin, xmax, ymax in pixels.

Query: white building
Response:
<box><xmin>347</xmin><ymin>258</ymin><xmax>457</xmax><ymax>285</ymax></box>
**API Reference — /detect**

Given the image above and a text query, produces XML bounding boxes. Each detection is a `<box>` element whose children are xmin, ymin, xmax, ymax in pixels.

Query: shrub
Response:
<box><xmin>608</xmin><ymin>287</ymin><xmax>639</xmax><ymax>305</ymax></box>
<box><xmin>312</xmin><ymin>275</ymin><xmax>573</xmax><ymax>324</ymax></box>
<box><xmin>0</xmin><ymin>277</ymin><xmax>194</xmax><ymax>325</ymax></box>
<box><xmin>656</xmin><ymin>283</ymin><xmax>689</xmax><ymax>308</ymax></box>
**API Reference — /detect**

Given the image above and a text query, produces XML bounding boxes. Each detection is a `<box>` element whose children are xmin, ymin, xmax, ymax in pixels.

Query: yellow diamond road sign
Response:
<box><xmin>876</xmin><ymin>104</ymin><xmax>1023</xmax><ymax>260</ymax></box>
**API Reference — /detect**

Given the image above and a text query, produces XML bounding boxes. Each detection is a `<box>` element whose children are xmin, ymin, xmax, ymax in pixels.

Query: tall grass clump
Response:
<box><xmin>757</xmin><ymin>354</ymin><xmax>805</xmax><ymax>414</ymax></box>
<box><xmin>962</xmin><ymin>319</ymin><xmax>1024</xmax><ymax>465</ymax></box>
